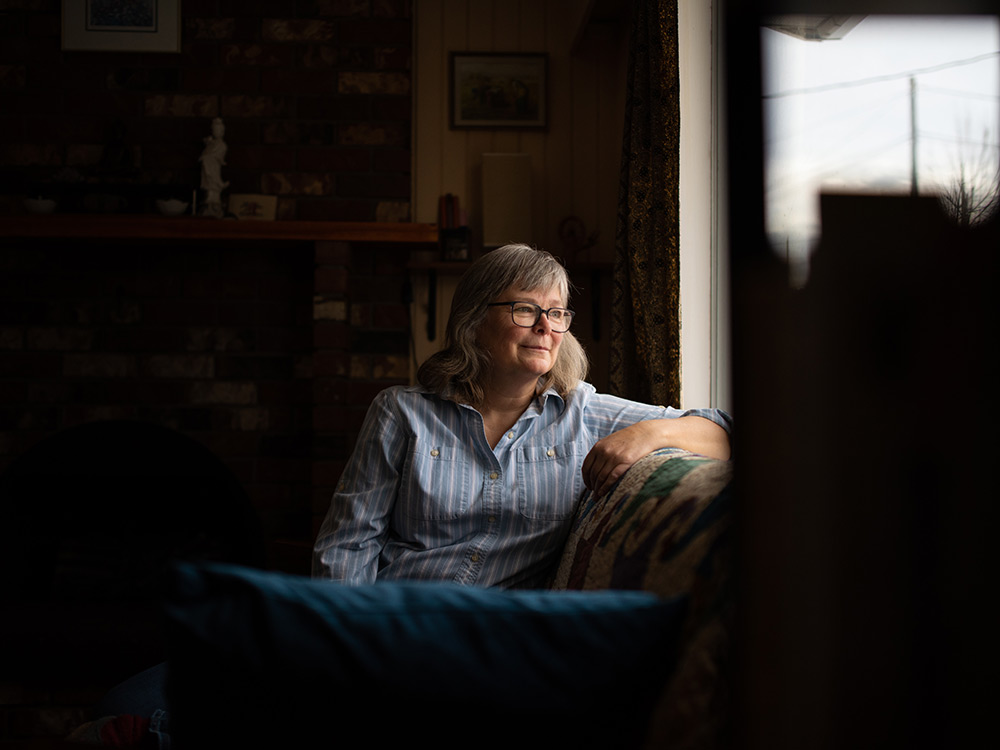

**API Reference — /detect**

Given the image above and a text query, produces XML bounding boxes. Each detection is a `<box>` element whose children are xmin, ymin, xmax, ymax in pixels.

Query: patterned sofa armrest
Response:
<box><xmin>548</xmin><ymin>447</ymin><xmax>735</xmax><ymax>749</ymax></box>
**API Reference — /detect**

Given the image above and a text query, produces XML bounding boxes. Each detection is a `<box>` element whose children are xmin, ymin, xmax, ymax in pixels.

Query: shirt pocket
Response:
<box><xmin>515</xmin><ymin>443</ymin><xmax>585</xmax><ymax>520</ymax></box>
<box><xmin>398</xmin><ymin>439</ymin><xmax>472</xmax><ymax>520</ymax></box>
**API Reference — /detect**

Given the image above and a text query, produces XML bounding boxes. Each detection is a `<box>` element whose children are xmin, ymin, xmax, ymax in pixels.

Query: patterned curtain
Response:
<box><xmin>609</xmin><ymin>0</ymin><xmax>681</xmax><ymax>406</ymax></box>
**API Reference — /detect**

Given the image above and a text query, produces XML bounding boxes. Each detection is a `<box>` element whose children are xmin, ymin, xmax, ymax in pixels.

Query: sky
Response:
<box><xmin>761</xmin><ymin>15</ymin><xmax>1000</xmax><ymax>279</ymax></box>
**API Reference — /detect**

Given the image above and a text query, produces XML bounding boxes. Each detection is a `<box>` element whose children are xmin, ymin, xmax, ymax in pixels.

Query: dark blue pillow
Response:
<box><xmin>162</xmin><ymin>562</ymin><xmax>687</xmax><ymax>748</ymax></box>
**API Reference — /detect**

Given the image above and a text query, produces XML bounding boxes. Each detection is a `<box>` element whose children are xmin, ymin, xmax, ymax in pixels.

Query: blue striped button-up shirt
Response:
<box><xmin>312</xmin><ymin>382</ymin><xmax>731</xmax><ymax>589</ymax></box>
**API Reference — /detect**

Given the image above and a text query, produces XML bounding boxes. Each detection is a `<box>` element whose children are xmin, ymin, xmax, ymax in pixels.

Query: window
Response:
<box><xmin>762</xmin><ymin>14</ymin><xmax>1000</xmax><ymax>286</ymax></box>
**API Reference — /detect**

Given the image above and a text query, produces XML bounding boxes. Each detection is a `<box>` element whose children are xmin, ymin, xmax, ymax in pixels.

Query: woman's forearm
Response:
<box><xmin>652</xmin><ymin>415</ymin><xmax>731</xmax><ymax>461</ymax></box>
<box><xmin>582</xmin><ymin>415</ymin><xmax>731</xmax><ymax>497</ymax></box>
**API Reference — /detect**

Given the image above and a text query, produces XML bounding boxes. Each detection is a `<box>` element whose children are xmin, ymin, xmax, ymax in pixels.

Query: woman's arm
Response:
<box><xmin>581</xmin><ymin>415</ymin><xmax>731</xmax><ymax>498</ymax></box>
<box><xmin>311</xmin><ymin>392</ymin><xmax>405</xmax><ymax>582</ymax></box>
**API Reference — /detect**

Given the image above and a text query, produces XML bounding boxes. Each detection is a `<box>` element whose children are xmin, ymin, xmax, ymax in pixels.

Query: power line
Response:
<box><xmin>763</xmin><ymin>50</ymin><xmax>1000</xmax><ymax>99</ymax></box>
<box><xmin>919</xmin><ymin>85</ymin><xmax>1000</xmax><ymax>102</ymax></box>
<box><xmin>764</xmin><ymin>89</ymin><xmax>909</xmax><ymax>146</ymax></box>
<box><xmin>765</xmin><ymin>133</ymin><xmax>913</xmax><ymax>198</ymax></box>
<box><xmin>918</xmin><ymin>131</ymin><xmax>1000</xmax><ymax>149</ymax></box>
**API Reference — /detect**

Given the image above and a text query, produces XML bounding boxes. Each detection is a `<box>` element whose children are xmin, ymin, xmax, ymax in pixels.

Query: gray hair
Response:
<box><xmin>417</xmin><ymin>244</ymin><xmax>589</xmax><ymax>404</ymax></box>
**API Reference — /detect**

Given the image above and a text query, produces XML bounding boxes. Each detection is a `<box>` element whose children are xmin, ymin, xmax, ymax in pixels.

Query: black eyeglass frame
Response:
<box><xmin>486</xmin><ymin>301</ymin><xmax>575</xmax><ymax>332</ymax></box>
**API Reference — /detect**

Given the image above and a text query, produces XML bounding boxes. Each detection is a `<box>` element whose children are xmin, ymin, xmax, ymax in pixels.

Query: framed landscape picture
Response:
<box><xmin>450</xmin><ymin>52</ymin><xmax>547</xmax><ymax>129</ymax></box>
<box><xmin>62</xmin><ymin>0</ymin><xmax>181</xmax><ymax>53</ymax></box>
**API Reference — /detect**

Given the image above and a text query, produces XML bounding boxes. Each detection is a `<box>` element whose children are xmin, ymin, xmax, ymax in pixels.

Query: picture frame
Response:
<box><xmin>62</xmin><ymin>0</ymin><xmax>181</xmax><ymax>53</ymax></box>
<box><xmin>228</xmin><ymin>194</ymin><xmax>278</xmax><ymax>221</ymax></box>
<box><xmin>450</xmin><ymin>52</ymin><xmax>547</xmax><ymax>129</ymax></box>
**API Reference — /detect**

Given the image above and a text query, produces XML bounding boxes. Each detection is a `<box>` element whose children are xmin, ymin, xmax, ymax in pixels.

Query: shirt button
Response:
<box><xmin>489</xmin><ymin>471</ymin><xmax>498</xmax><ymax>480</ymax></box>
<box><xmin>488</xmin><ymin>515</ymin><xmax>496</xmax><ymax>524</ymax></box>
<box><xmin>470</xmin><ymin>552</ymin><xmax>480</xmax><ymax>563</ymax></box>
<box><xmin>507</xmin><ymin>431</ymin><xmax>515</xmax><ymax>439</ymax></box>
<box><xmin>430</xmin><ymin>449</ymin><xmax>439</xmax><ymax>457</ymax></box>
<box><xmin>546</xmin><ymin>448</ymin><xmax>555</xmax><ymax>457</ymax></box>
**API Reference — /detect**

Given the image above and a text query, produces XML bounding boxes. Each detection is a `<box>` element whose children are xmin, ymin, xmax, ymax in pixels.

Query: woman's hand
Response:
<box><xmin>582</xmin><ymin>421</ymin><xmax>660</xmax><ymax>498</ymax></box>
<box><xmin>582</xmin><ymin>416</ymin><xmax>730</xmax><ymax>498</ymax></box>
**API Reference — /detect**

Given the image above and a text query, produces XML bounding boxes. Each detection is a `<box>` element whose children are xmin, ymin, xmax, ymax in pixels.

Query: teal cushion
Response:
<box><xmin>162</xmin><ymin>562</ymin><xmax>686</xmax><ymax>747</ymax></box>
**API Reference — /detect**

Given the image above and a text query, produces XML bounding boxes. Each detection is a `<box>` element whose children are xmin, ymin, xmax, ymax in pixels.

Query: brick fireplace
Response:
<box><xmin>0</xmin><ymin>2</ymin><xmax>429</xmax><ymax>741</ymax></box>
<box><xmin>0</xmin><ymin>217</ymin><xmax>438</xmax><ymax>578</ymax></box>
<box><xmin>0</xmin><ymin>217</ymin><xmax>437</xmax><ymax>741</ymax></box>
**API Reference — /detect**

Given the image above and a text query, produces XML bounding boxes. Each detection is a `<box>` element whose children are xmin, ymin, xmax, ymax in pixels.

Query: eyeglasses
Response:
<box><xmin>486</xmin><ymin>301</ymin><xmax>575</xmax><ymax>332</ymax></box>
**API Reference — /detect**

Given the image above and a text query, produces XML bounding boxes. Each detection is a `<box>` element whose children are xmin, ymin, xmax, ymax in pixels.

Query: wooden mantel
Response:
<box><xmin>0</xmin><ymin>215</ymin><xmax>439</xmax><ymax>244</ymax></box>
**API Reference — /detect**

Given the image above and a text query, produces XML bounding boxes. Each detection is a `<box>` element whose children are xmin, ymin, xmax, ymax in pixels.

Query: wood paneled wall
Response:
<box><xmin>413</xmin><ymin>0</ymin><xmax>629</xmax><ymax>262</ymax></box>
<box><xmin>410</xmin><ymin>1</ymin><xmax>629</xmax><ymax>389</ymax></box>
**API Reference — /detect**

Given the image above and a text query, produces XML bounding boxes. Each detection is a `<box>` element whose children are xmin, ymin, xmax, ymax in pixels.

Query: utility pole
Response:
<box><xmin>910</xmin><ymin>76</ymin><xmax>919</xmax><ymax>196</ymax></box>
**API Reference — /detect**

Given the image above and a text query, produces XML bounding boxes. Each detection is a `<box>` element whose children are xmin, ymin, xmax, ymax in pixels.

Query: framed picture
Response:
<box><xmin>62</xmin><ymin>0</ymin><xmax>181</xmax><ymax>53</ymax></box>
<box><xmin>228</xmin><ymin>194</ymin><xmax>278</xmax><ymax>221</ymax></box>
<box><xmin>450</xmin><ymin>52</ymin><xmax>547</xmax><ymax>129</ymax></box>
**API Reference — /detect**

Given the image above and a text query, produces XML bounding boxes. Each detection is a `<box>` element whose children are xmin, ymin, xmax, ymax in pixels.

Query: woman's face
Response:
<box><xmin>477</xmin><ymin>283</ymin><xmax>565</xmax><ymax>386</ymax></box>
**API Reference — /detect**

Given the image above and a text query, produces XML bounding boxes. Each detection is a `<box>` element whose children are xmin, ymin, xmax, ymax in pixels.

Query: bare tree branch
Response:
<box><xmin>937</xmin><ymin>128</ymin><xmax>999</xmax><ymax>228</ymax></box>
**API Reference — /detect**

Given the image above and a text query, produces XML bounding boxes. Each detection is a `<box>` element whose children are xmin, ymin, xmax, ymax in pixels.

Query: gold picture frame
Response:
<box><xmin>450</xmin><ymin>52</ymin><xmax>547</xmax><ymax>129</ymax></box>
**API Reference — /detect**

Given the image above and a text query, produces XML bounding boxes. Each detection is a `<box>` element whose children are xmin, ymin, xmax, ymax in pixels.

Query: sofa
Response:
<box><xmin>100</xmin><ymin>447</ymin><xmax>735</xmax><ymax>749</ymax></box>
<box><xmin>547</xmin><ymin>446</ymin><xmax>736</xmax><ymax>748</ymax></box>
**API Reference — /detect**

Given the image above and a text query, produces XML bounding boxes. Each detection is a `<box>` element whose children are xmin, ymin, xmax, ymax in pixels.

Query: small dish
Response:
<box><xmin>24</xmin><ymin>198</ymin><xmax>57</xmax><ymax>214</ymax></box>
<box><xmin>156</xmin><ymin>199</ymin><xmax>190</xmax><ymax>217</ymax></box>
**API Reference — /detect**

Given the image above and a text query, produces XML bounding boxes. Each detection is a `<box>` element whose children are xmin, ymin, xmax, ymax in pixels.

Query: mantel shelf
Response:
<box><xmin>0</xmin><ymin>215</ymin><xmax>439</xmax><ymax>244</ymax></box>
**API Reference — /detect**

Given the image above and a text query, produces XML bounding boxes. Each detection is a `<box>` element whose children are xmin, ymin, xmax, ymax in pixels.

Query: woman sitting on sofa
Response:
<box><xmin>312</xmin><ymin>242</ymin><xmax>731</xmax><ymax>589</ymax></box>
<box><xmin>70</xmin><ymin>243</ymin><xmax>731</xmax><ymax>748</ymax></box>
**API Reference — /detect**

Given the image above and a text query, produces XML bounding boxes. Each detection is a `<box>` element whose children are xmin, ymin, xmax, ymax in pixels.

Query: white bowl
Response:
<box><xmin>156</xmin><ymin>199</ymin><xmax>190</xmax><ymax>217</ymax></box>
<box><xmin>24</xmin><ymin>198</ymin><xmax>57</xmax><ymax>214</ymax></box>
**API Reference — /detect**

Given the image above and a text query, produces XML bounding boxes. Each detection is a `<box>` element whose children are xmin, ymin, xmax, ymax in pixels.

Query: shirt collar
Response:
<box><xmin>535</xmin><ymin>386</ymin><xmax>564</xmax><ymax>411</ymax></box>
<box><xmin>420</xmin><ymin>383</ymin><xmax>565</xmax><ymax>415</ymax></box>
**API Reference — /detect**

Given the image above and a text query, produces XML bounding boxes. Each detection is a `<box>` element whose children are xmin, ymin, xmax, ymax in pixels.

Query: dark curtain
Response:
<box><xmin>609</xmin><ymin>0</ymin><xmax>681</xmax><ymax>406</ymax></box>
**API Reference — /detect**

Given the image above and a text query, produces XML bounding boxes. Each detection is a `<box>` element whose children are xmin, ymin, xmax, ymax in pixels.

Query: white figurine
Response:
<box><xmin>199</xmin><ymin>117</ymin><xmax>229</xmax><ymax>218</ymax></box>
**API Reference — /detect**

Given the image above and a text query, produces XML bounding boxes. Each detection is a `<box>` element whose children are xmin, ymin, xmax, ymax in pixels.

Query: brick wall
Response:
<box><xmin>1</xmin><ymin>5</ymin><xmax>420</xmax><ymax>742</ymax></box>
<box><xmin>0</xmin><ymin>235</ymin><xmax>416</xmax><ymax>565</ymax></box>
<box><xmin>0</xmin><ymin>2</ymin><xmax>418</xmax><ymax>553</ymax></box>
<box><xmin>0</xmin><ymin>233</ymin><xmax>418</xmax><ymax>743</ymax></box>
<box><xmin>0</xmin><ymin>0</ymin><xmax>413</xmax><ymax>222</ymax></box>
